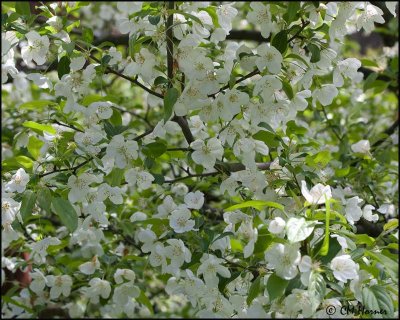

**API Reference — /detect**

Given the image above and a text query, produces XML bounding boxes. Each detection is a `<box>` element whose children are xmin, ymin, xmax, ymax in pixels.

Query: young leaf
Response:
<box><xmin>271</xmin><ymin>30</ymin><xmax>288</xmax><ymax>54</ymax></box>
<box><xmin>267</xmin><ymin>273</ymin><xmax>289</xmax><ymax>301</ymax></box>
<box><xmin>57</xmin><ymin>56</ymin><xmax>71</xmax><ymax>79</ymax></box>
<box><xmin>52</xmin><ymin>197</ymin><xmax>78</xmax><ymax>232</ymax></box>
<box><xmin>307</xmin><ymin>43</ymin><xmax>321</xmax><ymax>63</ymax></box>
<box><xmin>318</xmin><ymin>199</ymin><xmax>331</xmax><ymax>256</ymax></box>
<box><xmin>164</xmin><ymin>87</ymin><xmax>179</xmax><ymax>121</ymax></box>
<box><xmin>20</xmin><ymin>191</ymin><xmax>36</xmax><ymax>223</ymax></box>
<box><xmin>362</xmin><ymin>285</ymin><xmax>394</xmax><ymax>318</ymax></box>
<box><xmin>247</xmin><ymin>276</ymin><xmax>262</xmax><ymax>305</ymax></box>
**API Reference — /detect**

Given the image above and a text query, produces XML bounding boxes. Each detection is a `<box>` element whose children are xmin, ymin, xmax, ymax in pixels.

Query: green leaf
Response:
<box><xmin>20</xmin><ymin>190</ymin><xmax>36</xmax><ymax>223</ymax></box>
<box><xmin>105</xmin><ymin>168</ymin><xmax>125</xmax><ymax>187</ymax></box>
<box><xmin>282</xmin><ymin>80</ymin><xmax>294</xmax><ymax>100</ymax></box>
<box><xmin>211</xmin><ymin>232</ymin><xmax>234</xmax><ymax>244</ymax></box>
<box><xmin>267</xmin><ymin>273</ymin><xmax>289</xmax><ymax>301</ymax></box>
<box><xmin>52</xmin><ymin>197</ymin><xmax>78</xmax><ymax>232</ymax></box>
<box><xmin>285</xmin><ymin>53</ymin><xmax>310</xmax><ymax>67</ymax></box>
<box><xmin>168</xmin><ymin>9</ymin><xmax>204</xmax><ymax>26</ymax></box>
<box><xmin>253</xmin><ymin>130</ymin><xmax>280</xmax><ymax>148</ymax></box>
<box><xmin>363</xmin><ymin>72</ymin><xmax>379</xmax><ymax>91</ymax></box>
<box><xmin>57</xmin><ymin>56</ymin><xmax>71</xmax><ymax>79</ymax></box>
<box><xmin>109</xmin><ymin>108</ymin><xmax>122</xmax><ymax>126</ymax></box>
<box><xmin>271</xmin><ymin>30</ymin><xmax>288</xmax><ymax>54</ymax></box>
<box><xmin>318</xmin><ymin>199</ymin><xmax>331</xmax><ymax>256</ymax></box>
<box><xmin>163</xmin><ymin>87</ymin><xmax>179</xmax><ymax>121</ymax></box>
<box><xmin>142</xmin><ymin>141</ymin><xmax>167</xmax><ymax>158</ymax></box>
<box><xmin>383</xmin><ymin>219</ymin><xmax>398</xmax><ymax>231</ymax></box>
<box><xmin>253</xmin><ymin>228</ymin><xmax>274</xmax><ymax>255</ymax></box>
<box><xmin>199</xmin><ymin>6</ymin><xmax>220</xmax><ymax>27</ymax></box>
<box><xmin>362</xmin><ymin>285</ymin><xmax>394</xmax><ymax>318</ymax></box>
<box><xmin>307</xmin><ymin>43</ymin><xmax>320</xmax><ymax>63</ymax></box>
<box><xmin>27</xmin><ymin>135</ymin><xmax>44</xmax><ymax>160</ymax></box>
<box><xmin>286</xmin><ymin>120</ymin><xmax>307</xmax><ymax>135</ymax></box>
<box><xmin>225</xmin><ymin>200</ymin><xmax>284</xmax><ymax>212</ymax></box>
<box><xmin>137</xmin><ymin>290</ymin><xmax>154</xmax><ymax>314</ymax></box>
<box><xmin>82</xmin><ymin>27</ymin><xmax>94</xmax><ymax>44</ymax></box>
<box><xmin>247</xmin><ymin>276</ymin><xmax>262</xmax><ymax>305</ymax></box>
<box><xmin>283</xmin><ymin>2</ymin><xmax>300</xmax><ymax>24</ymax></box>
<box><xmin>308</xmin><ymin>271</ymin><xmax>326</xmax><ymax>303</ymax></box>
<box><xmin>23</xmin><ymin>121</ymin><xmax>56</xmax><ymax>135</ymax></box>
<box><xmin>148</xmin><ymin>15</ymin><xmax>160</xmax><ymax>25</ymax></box>
<box><xmin>15</xmin><ymin>2</ymin><xmax>31</xmax><ymax>16</ymax></box>
<box><xmin>37</xmin><ymin>188</ymin><xmax>52</xmax><ymax>213</ymax></box>
<box><xmin>360</xmin><ymin>58</ymin><xmax>379</xmax><ymax>68</ymax></box>
<box><xmin>2</xmin><ymin>155</ymin><xmax>33</xmax><ymax>171</ymax></box>
<box><xmin>19</xmin><ymin>100</ymin><xmax>54</xmax><ymax>111</ymax></box>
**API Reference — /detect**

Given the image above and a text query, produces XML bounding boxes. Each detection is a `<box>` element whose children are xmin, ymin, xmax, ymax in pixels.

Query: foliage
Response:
<box><xmin>1</xmin><ymin>1</ymin><xmax>398</xmax><ymax>318</ymax></box>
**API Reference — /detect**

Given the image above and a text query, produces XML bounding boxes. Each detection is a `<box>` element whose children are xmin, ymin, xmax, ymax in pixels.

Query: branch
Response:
<box><xmin>38</xmin><ymin>157</ymin><xmax>93</xmax><ymax>178</ymax></box>
<box><xmin>372</xmin><ymin>117</ymin><xmax>399</xmax><ymax>148</ymax></box>
<box><xmin>87</xmin><ymin>54</ymin><xmax>164</xmax><ymax>99</ymax></box>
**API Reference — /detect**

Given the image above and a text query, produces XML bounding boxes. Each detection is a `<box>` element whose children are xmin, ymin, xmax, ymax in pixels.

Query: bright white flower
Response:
<box><xmin>344</xmin><ymin>196</ymin><xmax>363</xmax><ymax>224</ymax></box>
<box><xmin>268</xmin><ymin>217</ymin><xmax>286</xmax><ymax>234</ymax></box>
<box><xmin>164</xmin><ymin>239</ymin><xmax>192</xmax><ymax>274</ymax></box>
<box><xmin>363</xmin><ymin>204</ymin><xmax>378</xmax><ymax>222</ymax></box>
<box><xmin>79</xmin><ymin>256</ymin><xmax>100</xmax><ymax>275</ymax></box>
<box><xmin>70</xmin><ymin>56</ymin><xmax>86</xmax><ymax>72</ymax></box>
<box><xmin>29</xmin><ymin>269</ymin><xmax>47</xmax><ymax>294</ymax></box>
<box><xmin>377</xmin><ymin>203</ymin><xmax>396</xmax><ymax>218</ymax></box>
<box><xmin>104</xmin><ymin>135</ymin><xmax>138</xmax><ymax>169</ymax></box>
<box><xmin>155</xmin><ymin>195</ymin><xmax>177</xmax><ymax>218</ymax></box>
<box><xmin>217</xmin><ymin>4</ymin><xmax>238</xmax><ymax>32</ymax></box>
<box><xmin>67</xmin><ymin>173</ymin><xmax>103</xmax><ymax>203</ymax></box>
<box><xmin>301</xmin><ymin>180</ymin><xmax>332</xmax><ymax>205</ymax></box>
<box><xmin>233</xmin><ymin>137</ymin><xmax>269</xmax><ymax>170</ymax></box>
<box><xmin>356</xmin><ymin>4</ymin><xmax>385</xmax><ymax>34</ymax></box>
<box><xmin>256</xmin><ymin>44</ymin><xmax>283</xmax><ymax>74</ymax></box>
<box><xmin>46</xmin><ymin>275</ymin><xmax>73</xmax><ymax>299</ymax></box>
<box><xmin>386</xmin><ymin>2</ymin><xmax>397</xmax><ymax>17</ymax></box>
<box><xmin>26</xmin><ymin>73</ymin><xmax>52</xmax><ymax>89</ymax></box>
<box><xmin>97</xmin><ymin>183</ymin><xmax>124</xmax><ymax>205</ymax></box>
<box><xmin>114</xmin><ymin>269</ymin><xmax>136</xmax><ymax>284</ymax></box>
<box><xmin>89</xmin><ymin>101</ymin><xmax>114</xmax><ymax>120</ymax></box>
<box><xmin>190</xmin><ymin>138</ymin><xmax>224</xmax><ymax>169</ymax></box>
<box><xmin>149</xmin><ymin>243</ymin><xmax>167</xmax><ymax>270</ymax></box>
<box><xmin>5</xmin><ymin>168</ymin><xmax>29</xmax><ymax>193</ymax></box>
<box><xmin>130</xmin><ymin>211</ymin><xmax>147</xmax><ymax>222</ymax></box>
<box><xmin>113</xmin><ymin>282</ymin><xmax>140</xmax><ymax>305</ymax></box>
<box><xmin>184</xmin><ymin>191</ymin><xmax>204</xmax><ymax>209</ymax></box>
<box><xmin>171</xmin><ymin>183</ymin><xmax>189</xmax><ymax>196</ymax></box>
<box><xmin>124</xmin><ymin>48</ymin><xmax>156</xmax><ymax>82</ymax></box>
<box><xmin>330</xmin><ymin>255</ymin><xmax>359</xmax><ymax>282</ymax></box>
<box><xmin>284</xmin><ymin>289</ymin><xmax>314</xmax><ymax>318</ymax></box>
<box><xmin>253</xmin><ymin>75</ymin><xmax>282</xmax><ymax>101</ymax></box>
<box><xmin>265</xmin><ymin>243</ymin><xmax>301</xmax><ymax>280</ymax></box>
<box><xmin>21</xmin><ymin>31</ymin><xmax>50</xmax><ymax>65</ymax></box>
<box><xmin>247</xmin><ymin>2</ymin><xmax>274</xmax><ymax>38</ymax></box>
<box><xmin>219</xmin><ymin>89</ymin><xmax>249</xmax><ymax>121</ymax></box>
<box><xmin>30</xmin><ymin>237</ymin><xmax>61</xmax><ymax>263</ymax></box>
<box><xmin>333</xmin><ymin>58</ymin><xmax>362</xmax><ymax>87</ymax></box>
<box><xmin>137</xmin><ymin>228</ymin><xmax>157</xmax><ymax>253</ymax></box>
<box><xmin>351</xmin><ymin>140</ymin><xmax>370</xmax><ymax>154</ymax></box>
<box><xmin>237</xmin><ymin>220</ymin><xmax>258</xmax><ymax>258</ymax></box>
<box><xmin>197</xmin><ymin>254</ymin><xmax>231</xmax><ymax>286</ymax></box>
<box><xmin>117</xmin><ymin>2</ymin><xmax>143</xmax><ymax>14</ymax></box>
<box><xmin>169</xmin><ymin>205</ymin><xmax>195</xmax><ymax>233</ymax></box>
<box><xmin>74</xmin><ymin>127</ymin><xmax>106</xmax><ymax>156</ymax></box>
<box><xmin>84</xmin><ymin>278</ymin><xmax>111</xmax><ymax>304</ymax></box>
<box><xmin>312</xmin><ymin>84</ymin><xmax>339</xmax><ymax>106</ymax></box>
<box><xmin>124</xmin><ymin>168</ymin><xmax>154</xmax><ymax>190</ymax></box>
<box><xmin>108</xmin><ymin>47</ymin><xmax>122</xmax><ymax>65</ymax></box>
<box><xmin>1</xmin><ymin>196</ymin><xmax>20</xmax><ymax>227</ymax></box>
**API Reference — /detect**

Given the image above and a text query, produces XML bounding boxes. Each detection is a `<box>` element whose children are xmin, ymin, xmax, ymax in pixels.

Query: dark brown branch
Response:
<box><xmin>87</xmin><ymin>54</ymin><xmax>164</xmax><ymax>99</ymax></box>
<box><xmin>372</xmin><ymin>117</ymin><xmax>399</xmax><ymax>148</ymax></box>
<box><xmin>38</xmin><ymin>158</ymin><xmax>93</xmax><ymax>178</ymax></box>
